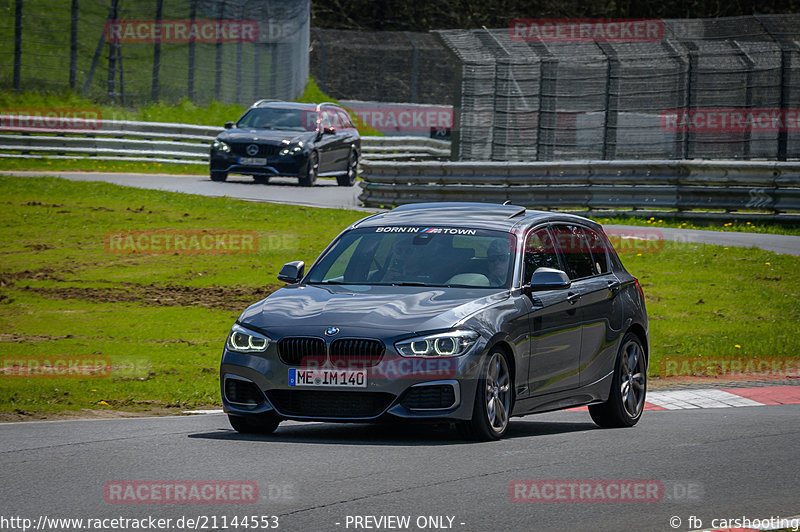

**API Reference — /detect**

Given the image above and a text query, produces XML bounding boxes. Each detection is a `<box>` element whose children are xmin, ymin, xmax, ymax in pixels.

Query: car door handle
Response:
<box><xmin>607</xmin><ymin>280</ymin><xmax>620</xmax><ymax>291</ymax></box>
<box><xmin>567</xmin><ymin>292</ymin><xmax>581</xmax><ymax>304</ymax></box>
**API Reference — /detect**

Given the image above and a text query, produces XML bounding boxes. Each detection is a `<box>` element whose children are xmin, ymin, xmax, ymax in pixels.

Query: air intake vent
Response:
<box><xmin>401</xmin><ymin>384</ymin><xmax>457</xmax><ymax>410</ymax></box>
<box><xmin>330</xmin><ymin>338</ymin><xmax>385</xmax><ymax>368</ymax></box>
<box><xmin>278</xmin><ymin>337</ymin><xmax>326</xmax><ymax>366</ymax></box>
<box><xmin>266</xmin><ymin>390</ymin><xmax>395</xmax><ymax>418</ymax></box>
<box><xmin>224</xmin><ymin>378</ymin><xmax>265</xmax><ymax>405</ymax></box>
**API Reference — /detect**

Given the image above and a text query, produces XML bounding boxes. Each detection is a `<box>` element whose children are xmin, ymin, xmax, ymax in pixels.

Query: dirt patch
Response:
<box><xmin>0</xmin><ymin>405</ymin><xmax>213</xmax><ymax>423</ymax></box>
<box><xmin>0</xmin><ymin>268</ymin><xmax>64</xmax><ymax>286</ymax></box>
<box><xmin>18</xmin><ymin>283</ymin><xmax>277</xmax><ymax>312</ymax></box>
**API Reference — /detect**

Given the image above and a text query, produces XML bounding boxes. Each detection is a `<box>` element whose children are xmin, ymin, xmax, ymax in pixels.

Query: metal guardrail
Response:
<box><xmin>0</xmin><ymin>116</ymin><xmax>451</xmax><ymax>165</ymax></box>
<box><xmin>358</xmin><ymin>160</ymin><xmax>800</xmax><ymax>223</ymax></box>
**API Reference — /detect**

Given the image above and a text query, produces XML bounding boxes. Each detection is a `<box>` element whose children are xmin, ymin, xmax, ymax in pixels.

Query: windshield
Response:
<box><xmin>306</xmin><ymin>227</ymin><xmax>516</xmax><ymax>288</ymax></box>
<box><xmin>236</xmin><ymin>107</ymin><xmax>316</xmax><ymax>131</ymax></box>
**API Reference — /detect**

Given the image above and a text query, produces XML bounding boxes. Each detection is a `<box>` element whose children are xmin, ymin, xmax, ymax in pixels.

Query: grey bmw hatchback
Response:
<box><xmin>220</xmin><ymin>202</ymin><xmax>649</xmax><ymax>440</ymax></box>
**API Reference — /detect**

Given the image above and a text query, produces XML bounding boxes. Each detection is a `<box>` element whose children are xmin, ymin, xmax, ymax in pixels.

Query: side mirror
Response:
<box><xmin>323</xmin><ymin>125</ymin><xmax>336</xmax><ymax>134</ymax></box>
<box><xmin>278</xmin><ymin>261</ymin><xmax>304</xmax><ymax>284</ymax></box>
<box><xmin>224</xmin><ymin>121</ymin><xmax>235</xmax><ymax>129</ymax></box>
<box><xmin>526</xmin><ymin>267</ymin><xmax>571</xmax><ymax>293</ymax></box>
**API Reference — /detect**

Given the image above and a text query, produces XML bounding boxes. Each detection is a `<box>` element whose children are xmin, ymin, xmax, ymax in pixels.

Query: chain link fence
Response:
<box><xmin>1</xmin><ymin>0</ymin><xmax>309</xmax><ymax>105</ymax></box>
<box><xmin>310</xmin><ymin>28</ymin><xmax>457</xmax><ymax>105</ymax></box>
<box><xmin>435</xmin><ymin>15</ymin><xmax>800</xmax><ymax>161</ymax></box>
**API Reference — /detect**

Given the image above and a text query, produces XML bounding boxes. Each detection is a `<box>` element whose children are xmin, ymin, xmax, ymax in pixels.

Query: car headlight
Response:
<box><xmin>395</xmin><ymin>330</ymin><xmax>479</xmax><ymax>357</ymax></box>
<box><xmin>212</xmin><ymin>140</ymin><xmax>231</xmax><ymax>153</ymax></box>
<box><xmin>279</xmin><ymin>142</ymin><xmax>304</xmax><ymax>156</ymax></box>
<box><xmin>226</xmin><ymin>324</ymin><xmax>270</xmax><ymax>353</ymax></box>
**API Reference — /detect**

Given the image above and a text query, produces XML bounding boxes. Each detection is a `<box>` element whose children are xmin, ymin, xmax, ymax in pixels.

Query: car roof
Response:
<box><xmin>353</xmin><ymin>202</ymin><xmax>602</xmax><ymax>232</ymax></box>
<box><xmin>250</xmin><ymin>100</ymin><xmax>343</xmax><ymax>111</ymax></box>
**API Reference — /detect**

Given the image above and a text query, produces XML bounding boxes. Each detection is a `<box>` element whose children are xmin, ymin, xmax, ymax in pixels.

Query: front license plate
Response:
<box><xmin>239</xmin><ymin>157</ymin><xmax>267</xmax><ymax>165</ymax></box>
<box><xmin>288</xmin><ymin>368</ymin><xmax>366</xmax><ymax>388</ymax></box>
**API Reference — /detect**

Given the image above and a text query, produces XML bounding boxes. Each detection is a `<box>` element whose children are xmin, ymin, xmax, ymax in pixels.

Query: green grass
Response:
<box><xmin>0</xmin><ymin>175</ymin><xmax>798</xmax><ymax>416</ymax></box>
<box><xmin>0</xmin><ymin>158</ymin><xmax>204</xmax><ymax>175</ymax></box>
<box><xmin>597</xmin><ymin>215</ymin><xmax>800</xmax><ymax>237</ymax></box>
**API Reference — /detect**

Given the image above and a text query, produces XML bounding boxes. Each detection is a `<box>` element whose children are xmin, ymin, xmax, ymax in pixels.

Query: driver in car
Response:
<box><xmin>486</xmin><ymin>238</ymin><xmax>512</xmax><ymax>286</ymax></box>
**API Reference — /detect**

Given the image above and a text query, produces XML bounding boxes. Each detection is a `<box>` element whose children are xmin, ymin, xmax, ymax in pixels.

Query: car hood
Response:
<box><xmin>238</xmin><ymin>284</ymin><xmax>509</xmax><ymax>335</ymax></box>
<box><xmin>217</xmin><ymin>128</ymin><xmax>313</xmax><ymax>144</ymax></box>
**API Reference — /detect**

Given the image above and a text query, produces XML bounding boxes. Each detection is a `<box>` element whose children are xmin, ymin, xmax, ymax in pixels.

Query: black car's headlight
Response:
<box><xmin>226</xmin><ymin>324</ymin><xmax>270</xmax><ymax>353</ymax></box>
<box><xmin>212</xmin><ymin>140</ymin><xmax>231</xmax><ymax>153</ymax></box>
<box><xmin>395</xmin><ymin>330</ymin><xmax>479</xmax><ymax>357</ymax></box>
<box><xmin>279</xmin><ymin>141</ymin><xmax>304</xmax><ymax>156</ymax></box>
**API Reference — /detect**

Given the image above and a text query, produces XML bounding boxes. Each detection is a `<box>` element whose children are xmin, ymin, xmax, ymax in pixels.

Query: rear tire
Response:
<box><xmin>210</xmin><ymin>171</ymin><xmax>228</xmax><ymax>182</ymax></box>
<box><xmin>228</xmin><ymin>413</ymin><xmax>281</xmax><ymax>434</ymax></box>
<box><xmin>589</xmin><ymin>332</ymin><xmax>646</xmax><ymax>428</ymax></box>
<box><xmin>336</xmin><ymin>150</ymin><xmax>358</xmax><ymax>187</ymax></box>
<box><xmin>298</xmin><ymin>151</ymin><xmax>318</xmax><ymax>187</ymax></box>
<box><xmin>458</xmin><ymin>349</ymin><xmax>513</xmax><ymax>441</ymax></box>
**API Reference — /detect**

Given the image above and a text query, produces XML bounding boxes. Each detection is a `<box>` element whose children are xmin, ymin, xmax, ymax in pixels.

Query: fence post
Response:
<box><xmin>106</xmin><ymin>0</ymin><xmax>119</xmax><ymax>100</ymax></box>
<box><xmin>527</xmin><ymin>40</ymin><xmax>556</xmax><ymax>161</ymax></box>
<box><xmin>13</xmin><ymin>0</ymin><xmax>22</xmax><ymax>91</ymax></box>
<box><xmin>596</xmin><ymin>41</ymin><xmax>619</xmax><ymax>160</ymax></box>
<box><xmin>187</xmin><ymin>0</ymin><xmax>196</xmax><ymax>101</ymax></box>
<box><xmin>253</xmin><ymin>43</ymin><xmax>261</xmax><ymax>101</ymax></box>
<box><xmin>215</xmin><ymin>1</ymin><xmax>225</xmax><ymax>100</ymax></box>
<box><xmin>235</xmin><ymin>40</ymin><xmax>243</xmax><ymax>104</ymax></box>
<box><xmin>731</xmin><ymin>41</ymin><xmax>754</xmax><ymax>160</ymax></box>
<box><xmin>777</xmin><ymin>48</ymin><xmax>792</xmax><ymax>161</ymax></box>
<box><xmin>404</xmin><ymin>31</ymin><xmax>419</xmax><ymax>103</ymax></box>
<box><xmin>69</xmin><ymin>0</ymin><xmax>78</xmax><ymax>89</ymax></box>
<box><xmin>661</xmin><ymin>38</ymin><xmax>688</xmax><ymax>159</ymax></box>
<box><xmin>151</xmin><ymin>0</ymin><xmax>163</xmax><ymax>101</ymax></box>
<box><xmin>311</xmin><ymin>28</ymin><xmax>326</xmax><ymax>93</ymax></box>
<box><xmin>682</xmin><ymin>40</ymin><xmax>698</xmax><ymax>159</ymax></box>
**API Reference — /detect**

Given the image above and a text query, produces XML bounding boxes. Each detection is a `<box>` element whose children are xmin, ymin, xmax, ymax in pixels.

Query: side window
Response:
<box><xmin>583</xmin><ymin>227</ymin><xmax>610</xmax><ymax>275</ymax></box>
<box><xmin>523</xmin><ymin>227</ymin><xmax>562</xmax><ymax>284</ymax></box>
<box><xmin>337</xmin><ymin>110</ymin><xmax>353</xmax><ymax>129</ymax></box>
<box><xmin>552</xmin><ymin>225</ymin><xmax>595</xmax><ymax>280</ymax></box>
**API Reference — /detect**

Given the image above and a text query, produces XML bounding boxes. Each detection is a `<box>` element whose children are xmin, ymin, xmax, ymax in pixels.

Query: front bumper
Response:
<box><xmin>210</xmin><ymin>150</ymin><xmax>309</xmax><ymax>177</ymax></box>
<box><xmin>220</xmin><ymin>336</ymin><xmax>487</xmax><ymax>423</ymax></box>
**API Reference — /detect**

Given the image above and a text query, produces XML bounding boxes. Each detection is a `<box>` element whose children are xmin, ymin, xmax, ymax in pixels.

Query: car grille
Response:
<box><xmin>266</xmin><ymin>390</ymin><xmax>395</xmax><ymax>418</ymax></box>
<box><xmin>401</xmin><ymin>384</ymin><xmax>457</xmax><ymax>410</ymax></box>
<box><xmin>224</xmin><ymin>378</ymin><xmax>265</xmax><ymax>405</ymax></box>
<box><xmin>330</xmin><ymin>339</ymin><xmax>385</xmax><ymax>368</ymax></box>
<box><xmin>230</xmin><ymin>143</ymin><xmax>281</xmax><ymax>157</ymax></box>
<box><xmin>278</xmin><ymin>337</ymin><xmax>326</xmax><ymax>366</ymax></box>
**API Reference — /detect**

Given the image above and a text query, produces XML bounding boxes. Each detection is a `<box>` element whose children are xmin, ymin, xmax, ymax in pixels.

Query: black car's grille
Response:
<box><xmin>230</xmin><ymin>143</ymin><xmax>281</xmax><ymax>157</ymax></box>
<box><xmin>266</xmin><ymin>390</ymin><xmax>395</xmax><ymax>418</ymax></box>
<box><xmin>224</xmin><ymin>378</ymin><xmax>265</xmax><ymax>405</ymax></box>
<box><xmin>401</xmin><ymin>385</ymin><xmax>457</xmax><ymax>410</ymax></box>
<box><xmin>330</xmin><ymin>339</ymin><xmax>385</xmax><ymax>368</ymax></box>
<box><xmin>278</xmin><ymin>337</ymin><xmax>326</xmax><ymax>366</ymax></box>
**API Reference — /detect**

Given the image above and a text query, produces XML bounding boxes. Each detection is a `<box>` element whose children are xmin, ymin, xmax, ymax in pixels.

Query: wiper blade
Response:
<box><xmin>389</xmin><ymin>282</ymin><xmax>437</xmax><ymax>287</ymax></box>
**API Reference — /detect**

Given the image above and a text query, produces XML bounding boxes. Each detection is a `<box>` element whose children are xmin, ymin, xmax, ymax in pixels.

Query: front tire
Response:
<box><xmin>589</xmin><ymin>332</ymin><xmax>646</xmax><ymax>428</ymax></box>
<box><xmin>252</xmin><ymin>175</ymin><xmax>270</xmax><ymax>184</ymax></box>
<box><xmin>458</xmin><ymin>350</ymin><xmax>513</xmax><ymax>441</ymax></box>
<box><xmin>336</xmin><ymin>150</ymin><xmax>358</xmax><ymax>186</ymax></box>
<box><xmin>228</xmin><ymin>413</ymin><xmax>281</xmax><ymax>434</ymax></box>
<box><xmin>210</xmin><ymin>170</ymin><xmax>228</xmax><ymax>182</ymax></box>
<box><xmin>298</xmin><ymin>151</ymin><xmax>318</xmax><ymax>187</ymax></box>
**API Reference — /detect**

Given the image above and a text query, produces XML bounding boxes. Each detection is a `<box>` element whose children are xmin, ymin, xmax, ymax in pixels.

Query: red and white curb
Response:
<box><xmin>567</xmin><ymin>386</ymin><xmax>800</xmax><ymax>412</ymax></box>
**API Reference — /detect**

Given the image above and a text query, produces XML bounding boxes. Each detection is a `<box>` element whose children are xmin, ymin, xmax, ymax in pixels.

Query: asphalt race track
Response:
<box><xmin>1</xmin><ymin>406</ymin><xmax>798</xmax><ymax>532</ymax></box>
<box><xmin>3</xmin><ymin>171</ymin><xmax>799</xmax><ymax>255</ymax></box>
